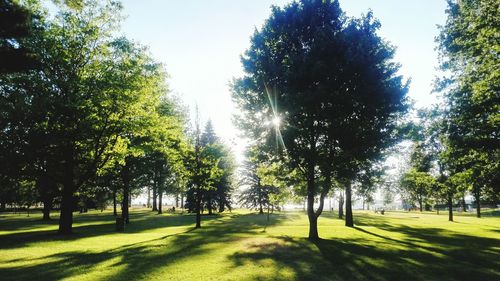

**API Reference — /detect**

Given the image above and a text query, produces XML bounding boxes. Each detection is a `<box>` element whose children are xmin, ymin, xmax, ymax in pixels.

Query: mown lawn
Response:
<box><xmin>0</xmin><ymin>208</ymin><xmax>499</xmax><ymax>281</ymax></box>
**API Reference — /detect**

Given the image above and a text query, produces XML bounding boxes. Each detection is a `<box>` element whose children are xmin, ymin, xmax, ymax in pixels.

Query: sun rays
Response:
<box><xmin>264</xmin><ymin>83</ymin><xmax>286</xmax><ymax>153</ymax></box>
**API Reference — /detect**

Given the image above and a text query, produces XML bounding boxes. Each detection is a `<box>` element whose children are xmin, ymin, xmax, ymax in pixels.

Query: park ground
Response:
<box><xmin>0</xmin><ymin>208</ymin><xmax>499</xmax><ymax>281</ymax></box>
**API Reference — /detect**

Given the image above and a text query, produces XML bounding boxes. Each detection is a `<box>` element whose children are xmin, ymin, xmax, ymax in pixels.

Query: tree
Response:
<box><xmin>437</xmin><ymin>0</ymin><xmax>500</xmax><ymax>218</ymax></box>
<box><xmin>238</xmin><ymin>155</ymin><xmax>266</xmax><ymax>214</ymax></box>
<box><xmin>118</xmin><ymin>76</ymin><xmax>186</xmax><ymax>221</ymax></box>
<box><xmin>96</xmin><ymin>165</ymin><xmax>122</xmax><ymax>216</ymax></box>
<box><xmin>185</xmin><ymin>117</ymin><xmax>222</xmax><ymax>228</ymax></box>
<box><xmin>355</xmin><ymin>163</ymin><xmax>383</xmax><ymax>210</ymax></box>
<box><xmin>233</xmin><ymin>0</ymin><xmax>408</xmax><ymax>237</ymax></box>
<box><xmin>186</xmin><ymin>120</ymin><xmax>234</xmax><ymax>216</ymax></box>
<box><xmin>332</xmin><ymin>13</ymin><xmax>409</xmax><ymax>227</ymax></box>
<box><xmin>233</xmin><ymin>0</ymin><xmax>340</xmax><ymax>240</ymax></box>
<box><xmin>211</xmin><ymin>143</ymin><xmax>236</xmax><ymax>213</ymax></box>
<box><xmin>238</xmin><ymin>157</ymin><xmax>286</xmax><ymax>217</ymax></box>
<box><xmin>1</xmin><ymin>1</ymin><xmax>173</xmax><ymax>233</ymax></box>
<box><xmin>258</xmin><ymin>162</ymin><xmax>290</xmax><ymax>220</ymax></box>
<box><xmin>16</xmin><ymin>180</ymin><xmax>37</xmax><ymax>216</ymax></box>
<box><xmin>0</xmin><ymin>0</ymin><xmax>38</xmax><ymax>73</ymax></box>
<box><xmin>400</xmin><ymin>168</ymin><xmax>436</xmax><ymax>212</ymax></box>
<box><xmin>38</xmin><ymin>1</ymin><xmax>128</xmax><ymax>234</ymax></box>
<box><xmin>199</xmin><ymin>121</ymin><xmax>220</xmax><ymax>215</ymax></box>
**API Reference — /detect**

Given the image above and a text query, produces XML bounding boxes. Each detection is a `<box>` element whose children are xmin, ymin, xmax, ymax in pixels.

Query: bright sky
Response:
<box><xmin>120</xmin><ymin>0</ymin><xmax>448</xmax><ymax>164</ymax></box>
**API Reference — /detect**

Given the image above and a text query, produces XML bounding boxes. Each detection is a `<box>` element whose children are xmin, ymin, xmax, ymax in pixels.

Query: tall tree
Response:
<box><xmin>233</xmin><ymin>0</ymin><xmax>408</xmax><ymax>237</ymax></box>
<box><xmin>1</xmin><ymin>1</ymin><xmax>171</xmax><ymax>233</ymax></box>
<box><xmin>233</xmin><ymin>0</ymin><xmax>344</xmax><ymax>240</ymax></box>
<box><xmin>330</xmin><ymin>13</ymin><xmax>409</xmax><ymax>227</ymax></box>
<box><xmin>437</xmin><ymin>0</ymin><xmax>499</xmax><ymax>218</ymax></box>
<box><xmin>186</xmin><ymin>117</ymin><xmax>221</xmax><ymax>228</ymax></box>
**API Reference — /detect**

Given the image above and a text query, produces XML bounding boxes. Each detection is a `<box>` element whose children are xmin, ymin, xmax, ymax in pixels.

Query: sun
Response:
<box><xmin>272</xmin><ymin>116</ymin><xmax>281</xmax><ymax>127</ymax></box>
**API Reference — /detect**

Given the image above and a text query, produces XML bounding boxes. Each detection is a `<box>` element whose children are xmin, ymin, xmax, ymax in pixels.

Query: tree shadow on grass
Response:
<box><xmin>1</xmin><ymin>211</ymin><xmax>498</xmax><ymax>281</ymax></box>
<box><xmin>228</xmin><ymin>216</ymin><xmax>500</xmax><ymax>281</ymax></box>
<box><xmin>0</xmin><ymin>212</ymin><xmax>288</xmax><ymax>281</ymax></box>
<box><xmin>0</xmin><ymin>210</ymin><xmax>222</xmax><ymax>249</ymax></box>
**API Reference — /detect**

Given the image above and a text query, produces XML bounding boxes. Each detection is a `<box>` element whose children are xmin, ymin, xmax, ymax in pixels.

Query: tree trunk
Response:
<box><xmin>113</xmin><ymin>190</ymin><xmax>117</xmax><ymax>216</ymax></box>
<box><xmin>267</xmin><ymin>204</ymin><xmax>270</xmax><ymax>222</ymax></box>
<box><xmin>175</xmin><ymin>194</ymin><xmax>179</xmax><ymax>208</ymax></box>
<box><xmin>207</xmin><ymin>194</ymin><xmax>212</xmax><ymax>215</ymax></box>
<box><xmin>474</xmin><ymin>187</ymin><xmax>481</xmax><ymax>218</ymax></box>
<box><xmin>259</xmin><ymin>201</ymin><xmax>263</xmax><ymax>214</ymax></box>
<box><xmin>195</xmin><ymin>191</ymin><xmax>201</xmax><ymax>228</ymax></box>
<box><xmin>419</xmin><ymin>196</ymin><xmax>423</xmax><ymax>212</ymax></box>
<box><xmin>158</xmin><ymin>190</ymin><xmax>163</xmax><ymax>214</ymax></box>
<box><xmin>152</xmin><ymin>183</ymin><xmax>158</xmax><ymax>211</ymax></box>
<box><xmin>362</xmin><ymin>198</ymin><xmax>365</xmax><ymax>211</ymax></box>
<box><xmin>462</xmin><ymin>195</ymin><xmax>466</xmax><ymax>212</ymax></box>
<box><xmin>147</xmin><ymin>186</ymin><xmax>151</xmax><ymax>208</ymax></box>
<box><xmin>307</xmin><ymin>199</ymin><xmax>319</xmax><ymax>241</ymax></box>
<box><xmin>448</xmin><ymin>192</ymin><xmax>453</xmax><ymax>222</ymax></box>
<box><xmin>42</xmin><ymin>199</ymin><xmax>52</xmax><ymax>221</ymax></box>
<box><xmin>58</xmin><ymin>152</ymin><xmax>75</xmax><ymax>235</ymax></box>
<box><xmin>218</xmin><ymin>199</ymin><xmax>224</xmax><ymax>213</ymax></box>
<box><xmin>122</xmin><ymin>187</ymin><xmax>129</xmax><ymax>224</ymax></box>
<box><xmin>307</xmin><ymin>163</ymin><xmax>319</xmax><ymax>240</ymax></box>
<box><xmin>37</xmin><ymin>175</ymin><xmax>54</xmax><ymax>221</ymax></box>
<box><xmin>0</xmin><ymin>201</ymin><xmax>5</xmax><ymax>211</ymax></box>
<box><xmin>121</xmin><ymin>163</ymin><xmax>130</xmax><ymax>224</ymax></box>
<box><xmin>345</xmin><ymin>182</ymin><xmax>353</xmax><ymax>227</ymax></box>
<box><xmin>338</xmin><ymin>192</ymin><xmax>344</xmax><ymax>219</ymax></box>
<box><xmin>58</xmin><ymin>182</ymin><xmax>74</xmax><ymax>234</ymax></box>
<box><xmin>181</xmin><ymin>194</ymin><xmax>184</xmax><ymax>209</ymax></box>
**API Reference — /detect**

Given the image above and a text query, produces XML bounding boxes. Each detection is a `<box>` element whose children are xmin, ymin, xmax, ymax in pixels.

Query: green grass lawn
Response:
<box><xmin>0</xmin><ymin>208</ymin><xmax>499</xmax><ymax>281</ymax></box>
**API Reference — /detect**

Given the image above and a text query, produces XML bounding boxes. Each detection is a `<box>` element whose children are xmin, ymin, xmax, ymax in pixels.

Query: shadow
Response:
<box><xmin>1</xmin><ymin>210</ymin><xmax>498</xmax><ymax>281</ymax></box>
<box><xmin>0</xmin><ymin>209</ymin><xmax>222</xmax><ymax>249</ymax></box>
<box><xmin>228</xmin><ymin>228</ymin><xmax>499</xmax><ymax>281</ymax></box>
<box><xmin>228</xmin><ymin>213</ymin><xmax>500</xmax><ymax>281</ymax></box>
<box><xmin>0</xmin><ymin>212</ymin><xmax>288</xmax><ymax>281</ymax></box>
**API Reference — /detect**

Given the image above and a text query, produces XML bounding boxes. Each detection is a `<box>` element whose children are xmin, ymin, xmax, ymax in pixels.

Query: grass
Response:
<box><xmin>0</xmin><ymin>208</ymin><xmax>499</xmax><ymax>281</ymax></box>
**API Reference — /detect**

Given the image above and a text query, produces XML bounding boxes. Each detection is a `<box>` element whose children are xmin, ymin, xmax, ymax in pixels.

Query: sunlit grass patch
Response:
<box><xmin>0</xmin><ymin>208</ymin><xmax>498</xmax><ymax>281</ymax></box>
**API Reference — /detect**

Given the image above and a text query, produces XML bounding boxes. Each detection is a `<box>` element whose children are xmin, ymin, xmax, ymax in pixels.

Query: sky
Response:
<box><xmin>120</xmin><ymin>0</ymin><xmax>449</xmax><ymax>165</ymax></box>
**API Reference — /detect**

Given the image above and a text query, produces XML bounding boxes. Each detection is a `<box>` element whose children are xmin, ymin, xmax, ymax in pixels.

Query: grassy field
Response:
<box><xmin>0</xmin><ymin>208</ymin><xmax>499</xmax><ymax>281</ymax></box>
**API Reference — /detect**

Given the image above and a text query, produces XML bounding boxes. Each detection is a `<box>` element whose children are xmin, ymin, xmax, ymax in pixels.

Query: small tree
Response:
<box><xmin>400</xmin><ymin>169</ymin><xmax>436</xmax><ymax>212</ymax></box>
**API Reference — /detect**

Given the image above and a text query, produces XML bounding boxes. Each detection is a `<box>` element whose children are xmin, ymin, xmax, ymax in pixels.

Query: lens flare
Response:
<box><xmin>272</xmin><ymin>116</ymin><xmax>281</xmax><ymax>126</ymax></box>
<box><xmin>264</xmin><ymin>83</ymin><xmax>286</xmax><ymax>152</ymax></box>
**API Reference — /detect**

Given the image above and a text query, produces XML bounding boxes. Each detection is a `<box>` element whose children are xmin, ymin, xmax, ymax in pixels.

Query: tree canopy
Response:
<box><xmin>233</xmin><ymin>0</ymin><xmax>408</xmax><ymax>239</ymax></box>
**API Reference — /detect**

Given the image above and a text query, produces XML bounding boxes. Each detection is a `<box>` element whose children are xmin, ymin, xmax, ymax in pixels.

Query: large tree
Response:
<box><xmin>329</xmin><ymin>13</ymin><xmax>408</xmax><ymax>227</ymax></box>
<box><xmin>185</xmin><ymin>118</ymin><xmax>222</xmax><ymax>228</ymax></box>
<box><xmin>233</xmin><ymin>0</ymin><xmax>408</xmax><ymax>238</ymax></box>
<box><xmin>437</xmin><ymin>0</ymin><xmax>499</xmax><ymax>217</ymax></box>
<box><xmin>1</xmin><ymin>1</ymin><xmax>171</xmax><ymax>234</ymax></box>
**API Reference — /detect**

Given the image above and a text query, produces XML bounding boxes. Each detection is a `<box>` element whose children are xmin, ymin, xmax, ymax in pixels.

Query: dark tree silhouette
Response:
<box><xmin>233</xmin><ymin>0</ymin><xmax>408</xmax><ymax>238</ymax></box>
